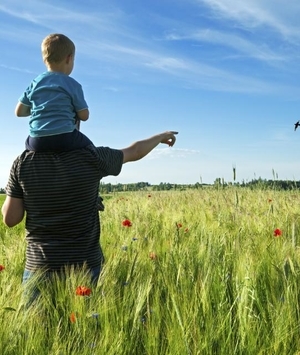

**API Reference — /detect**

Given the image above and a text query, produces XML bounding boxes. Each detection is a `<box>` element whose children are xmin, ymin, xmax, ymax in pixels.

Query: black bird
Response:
<box><xmin>295</xmin><ymin>121</ymin><xmax>300</xmax><ymax>131</ymax></box>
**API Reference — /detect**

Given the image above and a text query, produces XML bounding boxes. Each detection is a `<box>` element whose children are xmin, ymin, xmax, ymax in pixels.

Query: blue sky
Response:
<box><xmin>1</xmin><ymin>0</ymin><xmax>300</xmax><ymax>187</ymax></box>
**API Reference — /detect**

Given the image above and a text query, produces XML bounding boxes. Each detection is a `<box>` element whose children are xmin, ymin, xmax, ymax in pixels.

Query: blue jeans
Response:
<box><xmin>22</xmin><ymin>266</ymin><xmax>101</xmax><ymax>308</ymax></box>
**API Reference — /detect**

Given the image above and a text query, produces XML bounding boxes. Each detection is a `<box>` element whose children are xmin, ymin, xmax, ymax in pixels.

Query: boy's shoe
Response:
<box><xmin>97</xmin><ymin>196</ymin><xmax>105</xmax><ymax>211</ymax></box>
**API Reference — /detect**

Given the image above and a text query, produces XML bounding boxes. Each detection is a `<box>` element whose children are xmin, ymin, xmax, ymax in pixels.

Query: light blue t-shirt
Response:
<box><xmin>19</xmin><ymin>71</ymin><xmax>88</xmax><ymax>137</ymax></box>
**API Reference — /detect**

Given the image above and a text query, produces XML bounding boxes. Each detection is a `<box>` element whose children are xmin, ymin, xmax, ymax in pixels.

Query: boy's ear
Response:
<box><xmin>66</xmin><ymin>54</ymin><xmax>73</xmax><ymax>64</ymax></box>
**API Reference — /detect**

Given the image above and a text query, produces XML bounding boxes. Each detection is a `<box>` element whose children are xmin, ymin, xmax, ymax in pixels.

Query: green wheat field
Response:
<box><xmin>1</xmin><ymin>187</ymin><xmax>300</xmax><ymax>355</ymax></box>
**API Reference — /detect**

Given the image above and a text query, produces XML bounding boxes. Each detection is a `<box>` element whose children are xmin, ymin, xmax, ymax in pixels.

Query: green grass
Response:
<box><xmin>1</xmin><ymin>188</ymin><xmax>300</xmax><ymax>354</ymax></box>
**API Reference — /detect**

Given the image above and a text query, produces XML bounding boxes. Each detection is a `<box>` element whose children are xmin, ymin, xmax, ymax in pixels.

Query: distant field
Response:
<box><xmin>1</xmin><ymin>188</ymin><xmax>300</xmax><ymax>354</ymax></box>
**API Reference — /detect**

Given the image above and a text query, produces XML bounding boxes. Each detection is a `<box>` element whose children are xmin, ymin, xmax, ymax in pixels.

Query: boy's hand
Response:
<box><xmin>160</xmin><ymin>131</ymin><xmax>178</xmax><ymax>147</ymax></box>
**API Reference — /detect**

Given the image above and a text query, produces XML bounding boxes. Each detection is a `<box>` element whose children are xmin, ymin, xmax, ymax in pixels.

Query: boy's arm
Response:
<box><xmin>15</xmin><ymin>102</ymin><xmax>31</xmax><ymax>117</ymax></box>
<box><xmin>76</xmin><ymin>108</ymin><xmax>89</xmax><ymax>121</ymax></box>
<box><xmin>1</xmin><ymin>196</ymin><xmax>25</xmax><ymax>227</ymax></box>
<box><xmin>121</xmin><ymin>131</ymin><xmax>178</xmax><ymax>164</ymax></box>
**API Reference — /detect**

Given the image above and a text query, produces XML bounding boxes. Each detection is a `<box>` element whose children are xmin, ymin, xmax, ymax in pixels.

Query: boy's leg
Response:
<box><xmin>97</xmin><ymin>196</ymin><xmax>105</xmax><ymax>211</ymax></box>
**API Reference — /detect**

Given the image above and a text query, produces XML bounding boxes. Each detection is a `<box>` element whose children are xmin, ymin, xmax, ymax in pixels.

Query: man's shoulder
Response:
<box><xmin>14</xmin><ymin>146</ymin><xmax>123</xmax><ymax>181</ymax></box>
<box><xmin>17</xmin><ymin>146</ymin><xmax>122</xmax><ymax>161</ymax></box>
<box><xmin>89</xmin><ymin>145</ymin><xmax>123</xmax><ymax>159</ymax></box>
<box><xmin>15</xmin><ymin>150</ymin><xmax>31</xmax><ymax>161</ymax></box>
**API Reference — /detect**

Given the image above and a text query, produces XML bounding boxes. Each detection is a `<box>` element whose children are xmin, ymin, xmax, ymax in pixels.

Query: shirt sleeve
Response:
<box><xmin>90</xmin><ymin>146</ymin><xmax>123</xmax><ymax>177</ymax></box>
<box><xmin>68</xmin><ymin>78</ymin><xmax>88</xmax><ymax>112</ymax></box>
<box><xmin>18</xmin><ymin>87</ymin><xmax>31</xmax><ymax>107</ymax></box>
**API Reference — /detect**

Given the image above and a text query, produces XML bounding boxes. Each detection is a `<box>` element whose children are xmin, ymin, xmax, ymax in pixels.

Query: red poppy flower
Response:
<box><xmin>273</xmin><ymin>228</ymin><xmax>282</xmax><ymax>237</ymax></box>
<box><xmin>122</xmin><ymin>219</ymin><xmax>132</xmax><ymax>227</ymax></box>
<box><xmin>176</xmin><ymin>223</ymin><xmax>183</xmax><ymax>228</ymax></box>
<box><xmin>75</xmin><ymin>286</ymin><xmax>92</xmax><ymax>296</ymax></box>
<box><xmin>0</xmin><ymin>265</ymin><xmax>5</xmax><ymax>272</ymax></box>
<box><xmin>70</xmin><ymin>312</ymin><xmax>77</xmax><ymax>323</ymax></box>
<box><xmin>268</xmin><ymin>199</ymin><xmax>272</xmax><ymax>203</ymax></box>
<box><xmin>149</xmin><ymin>252</ymin><xmax>157</xmax><ymax>260</ymax></box>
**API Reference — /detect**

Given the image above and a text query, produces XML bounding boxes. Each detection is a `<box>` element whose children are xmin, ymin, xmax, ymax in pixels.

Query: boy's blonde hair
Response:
<box><xmin>41</xmin><ymin>34</ymin><xmax>75</xmax><ymax>64</ymax></box>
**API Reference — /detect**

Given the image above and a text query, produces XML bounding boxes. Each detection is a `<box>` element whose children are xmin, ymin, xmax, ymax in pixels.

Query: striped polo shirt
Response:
<box><xmin>5</xmin><ymin>145</ymin><xmax>123</xmax><ymax>271</ymax></box>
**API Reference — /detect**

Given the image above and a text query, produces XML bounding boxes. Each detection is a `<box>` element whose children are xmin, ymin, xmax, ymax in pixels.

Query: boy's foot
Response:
<box><xmin>97</xmin><ymin>196</ymin><xmax>105</xmax><ymax>211</ymax></box>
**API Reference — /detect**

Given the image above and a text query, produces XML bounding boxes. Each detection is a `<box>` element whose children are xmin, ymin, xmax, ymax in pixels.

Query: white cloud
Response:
<box><xmin>0</xmin><ymin>64</ymin><xmax>36</xmax><ymax>75</ymax></box>
<box><xmin>196</xmin><ymin>0</ymin><xmax>300</xmax><ymax>40</ymax></box>
<box><xmin>166</xmin><ymin>29</ymin><xmax>286</xmax><ymax>63</ymax></box>
<box><xmin>102</xmin><ymin>86</ymin><xmax>121</xmax><ymax>92</ymax></box>
<box><xmin>0</xmin><ymin>2</ymin><xmax>97</xmax><ymax>26</ymax></box>
<box><xmin>1</xmin><ymin>0</ymin><xmax>299</xmax><ymax>97</ymax></box>
<box><xmin>147</xmin><ymin>148</ymin><xmax>201</xmax><ymax>160</ymax></box>
<box><xmin>145</xmin><ymin>57</ymin><xmax>188</xmax><ymax>70</ymax></box>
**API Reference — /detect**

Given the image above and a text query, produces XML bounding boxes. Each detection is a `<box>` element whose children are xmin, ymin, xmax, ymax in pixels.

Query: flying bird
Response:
<box><xmin>294</xmin><ymin>121</ymin><xmax>300</xmax><ymax>131</ymax></box>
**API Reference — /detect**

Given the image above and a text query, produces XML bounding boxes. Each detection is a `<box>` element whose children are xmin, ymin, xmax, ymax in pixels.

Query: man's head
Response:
<box><xmin>41</xmin><ymin>34</ymin><xmax>75</xmax><ymax>73</ymax></box>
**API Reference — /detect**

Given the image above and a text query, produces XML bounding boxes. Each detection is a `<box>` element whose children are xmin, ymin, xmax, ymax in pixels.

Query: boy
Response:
<box><xmin>15</xmin><ymin>33</ymin><xmax>92</xmax><ymax>152</ymax></box>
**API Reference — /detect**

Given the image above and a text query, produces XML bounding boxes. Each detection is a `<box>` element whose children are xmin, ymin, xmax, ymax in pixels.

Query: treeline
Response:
<box><xmin>99</xmin><ymin>179</ymin><xmax>300</xmax><ymax>193</ymax></box>
<box><xmin>1</xmin><ymin>179</ymin><xmax>300</xmax><ymax>195</ymax></box>
<box><xmin>207</xmin><ymin>177</ymin><xmax>300</xmax><ymax>190</ymax></box>
<box><xmin>98</xmin><ymin>181</ymin><xmax>201</xmax><ymax>193</ymax></box>
<box><xmin>239</xmin><ymin>178</ymin><xmax>300</xmax><ymax>190</ymax></box>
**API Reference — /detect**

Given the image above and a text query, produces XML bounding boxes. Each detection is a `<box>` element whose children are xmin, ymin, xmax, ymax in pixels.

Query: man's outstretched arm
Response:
<box><xmin>122</xmin><ymin>131</ymin><xmax>178</xmax><ymax>163</ymax></box>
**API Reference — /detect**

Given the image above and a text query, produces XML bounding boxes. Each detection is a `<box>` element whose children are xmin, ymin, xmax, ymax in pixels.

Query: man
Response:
<box><xmin>1</xmin><ymin>131</ymin><xmax>178</xmax><ymax>304</ymax></box>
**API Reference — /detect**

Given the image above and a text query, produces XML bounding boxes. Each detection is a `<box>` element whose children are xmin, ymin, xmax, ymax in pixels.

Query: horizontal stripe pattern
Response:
<box><xmin>6</xmin><ymin>145</ymin><xmax>123</xmax><ymax>271</ymax></box>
